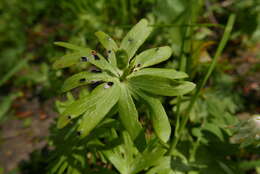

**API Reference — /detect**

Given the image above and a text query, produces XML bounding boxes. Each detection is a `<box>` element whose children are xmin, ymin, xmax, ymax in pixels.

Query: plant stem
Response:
<box><xmin>167</xmin><ymin>14</ymin><xmax>236</xmax><ymax>155</ymax></box>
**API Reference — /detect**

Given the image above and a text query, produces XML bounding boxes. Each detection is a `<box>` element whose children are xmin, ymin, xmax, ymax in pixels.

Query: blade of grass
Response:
<box><xmin>0</xmin><ymin>59</ymin><xmax>27</xmax><ymax>87</ymax></box>
<box><xmin>150</xmin><ymin>23</ymin><xmax>224</xmax><ymax>28</ymax></box>
<box><xmin>167</xmin><ymin>14</ymin><xmax>236</xmax><ymax>155</ymax></box>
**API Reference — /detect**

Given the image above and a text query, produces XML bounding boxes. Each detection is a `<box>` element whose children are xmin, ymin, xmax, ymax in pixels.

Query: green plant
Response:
<box><xmin>51</xmin><ymin>19</ymin><xmax>195</xmax><ymax>174</ymax></box>
<box><xmin>230</xmin><ymin>114</ymin><xmax>260</xmax><ymax>147</ymax></box>
<box><xmin>50</xmin><ymin>15</ymin><xmax>260</xmax><ymax>174</ymax></box>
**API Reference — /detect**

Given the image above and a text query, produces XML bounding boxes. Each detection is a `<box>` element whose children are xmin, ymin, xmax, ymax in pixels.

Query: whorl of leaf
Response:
<box><xmin>53</xmin><ymin>18</ymin><xmax>195</xmax><ymax>144</ymax></box>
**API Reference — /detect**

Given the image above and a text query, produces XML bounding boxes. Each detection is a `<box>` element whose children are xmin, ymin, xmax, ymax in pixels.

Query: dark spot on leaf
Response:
<box><xmin>120</xmin><ymin>152</ymin><xmax>125</xmax><ymax>158</ymax></box>
<box><xmin>107</xmin><ymin>50</ymin><xmax>112</xmax><ymax>54</ymax></box>
<box><xmin>91</xmin><ymin>69</ymin><xmax>102</xmax><ymax>73</ymax></box>
<box><xmin>104</xmin><ymin>82</ymin><xmax>113</xmax><ymax>89</ymax></box>
<box><xmin>91</xmin><ymin>50</ymin><xmax>100</xmax><ymax>60</ymax></box>
<box><xmin>77</xmin><ymin>131</ymin><xmax>81</xmax><ymax>136</ymax></box>
<box><xmin>100</xmin><ymin>138</ymin><xmax>107</xmax><ymax>144</ymax></box>
<box><xmin>81</xmin><ymin>56</ymin><xmax>88</xmax><ymax>62</ymax></box>
<box><xmin>128</xmin><ymin>38</ymin><xmax>133</xmax><ymax>42</ymax></box>
<box><xmin>93</xmin><ymin>54</ymin><xmax>100</xmax><ymax>60</ymax></box>
<box><xmin>136</xmin><ymin>63</ymin><xmax>141</xmax><ymax>67</ymax></box>
<box><xmin>107</xmin><ymin>82</ymin><xmax>114</xmax><ymax>86</ymax></box>
<box><xmin>79</xmin><ymin>78</ymin><xmax>86</xmax><ymax>83</ymax></box>
<box><xmin>92</xmin><ymin>80</ymin><xmax>104</xmax><ymax>84</ymax></box>
<box><xmin>67</xmin><ymin>116</ymin><xmax>71</xmax><ymax>119</ymax></box>
<box><xmin>91</xmin><ymin>81</ymin><xmax>104</xmax><ymax>89</ymax></box>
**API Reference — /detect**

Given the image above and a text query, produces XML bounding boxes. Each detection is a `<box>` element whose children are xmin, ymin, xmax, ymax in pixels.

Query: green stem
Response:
<box><xmin>149</xmin><ymin>23</ymin><xmax>224</xmax><ymax>28</ymax></box>
<box><xmin>167</xmin><ymin>14</ymin><xmax>236</xmax><ymax>155</ymax></box>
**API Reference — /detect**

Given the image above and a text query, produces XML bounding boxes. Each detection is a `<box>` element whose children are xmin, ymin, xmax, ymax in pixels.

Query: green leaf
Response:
<box><xmin>133</xmin><ymin>46</ymin><xmax>172</xmax><ymax>69</ymax></box>
<box><xmin>122</xmin><ymin>131</ymin><xmax>138</xmax><ymax>164</ymax></box>
<box><xmin>49</xmin><ymin>156</ymin><xmax>67</xmax><ymax>174</ymax></box>
<box><xmin>128</xmin><ymin>68</ymin><xmax>188</xmax><ymax>80</ymax></box>
<box><xmin>57</xmin><ymin>115</ymin><xmax>71</xmax><ymax>129</ymax></box>
<box><xmin>77</xmin><ymin>83</ymin><xmax>120</xmax><ymax>137</ymax></box>
<box><xmin>102</xmin><ymin>152</ymin><xmax>123</xmax><ymax>173</ymax></box>
<box><xmin>129</xmin><ymin>76</ymin><xmax>195</xmax><ymax>96</ymax></box>
<box><xmin>146</xmin><ymin>156</ymin><xmax>194</xmax><ymax>174</ymax></box>
<box><xmin>103</xmin><ymin>131</ymin><xmax>137</xmax><ymax>174</ymax></box>
<box><xmin>203</xmin><ymin>123</ymin><xmax>224</xmax><ymax>141</ymax></box>
<box><xmin>134</xmin><ymin>90</ymin><xmax>171</xmax><ymax>143</ymax></box>
<box><xmin>54</xmin><ymin>42</ymin><xmax>89</xmax><ymax>51</ymax></box>
<box><xmin>53</xmin><ymin>49</ymin><xmax>118</xmax><ymax>76</ymax></box>
<box><xmin>118</xmin><ymin>83</ymin><xmax>143</xmax><ymax>141</ymax></box>
<box><xmin>120</xmin><ymin>19</ymin><xmax>153</xmax><ymax>61</ymax></box>
<box><xmin>88</xmin><ymin>53</ymin><xmax>119</xmax><ymax>75</ymax></box>
<box><xmin>58</xmin><ymin>82</ymin><xmax>117</xmax><ymax>128</ymax></box>
<box><xmin>95</xmin><ymin>31</ymin><xmax>118</xmax><ymax>67</ymax></box>
<box><xmin>95</xmin><ymin>31</ymin><xmax>118</xmax><ymax>51</ymax></box>
<box><xmin>115</xmin><ymin>49</ymin><xmax>129</xmax><ymax>69</ymax></box>
<box><xmin>107</xmin><ymin>50</ymin><xmax>118</xmax><ymax>68</ymax></box>
<box><xmin>53</xmin><ymin>52</ymin><xmax>89</xmax><ymax>69</ymax></box>
<box><xmin>131</xmin><ymin>88</ymin><xmax>171</xmax><ymax>143</ymax></box>
<box><xmin>103</xmin><ymin>145</ymin><xmax>128</xmax><ymax>174</ymax></box>
<box><xmin>58</xmin><ymin>161</ymin><xmax>68</xmax><ymax>174</ymax></box>
<box><xmin>103</xmin><ymin>132</ymin><xmax>165</xmax><ymax>174</ymax></box>
<box><xmin>130</xmin><ymin>140</ymin><xmax>166</xmax><ymax>173</ymax></box>
<box><xmin>62</xmin><ymin>71</ymin><xmax>111</xmax><ymax>92</ymax></box>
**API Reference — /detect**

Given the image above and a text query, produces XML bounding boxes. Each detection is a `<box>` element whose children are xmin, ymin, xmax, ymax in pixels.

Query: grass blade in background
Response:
<box><xmin>0</xmin><ymin>59</ymin><xmax>27</xmax><ymax>87</ymax></box>
<box><xmin>168</xmin><ymin>14</ymin><xmax>236</xmax><ymax>155</ymax></box>
<box><xmin>0</xmin><ymin>92</ymin><xmax>22</xmax><ymax>122</ymax></box>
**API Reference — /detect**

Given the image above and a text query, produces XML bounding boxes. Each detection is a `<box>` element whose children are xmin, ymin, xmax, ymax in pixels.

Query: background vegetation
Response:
<box><xmin>0</xmin><ymin>0</ymin><xmax>259</xmax><ymax>173</ymax></box>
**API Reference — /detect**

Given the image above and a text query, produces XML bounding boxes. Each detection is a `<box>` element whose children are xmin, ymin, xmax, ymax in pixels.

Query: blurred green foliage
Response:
<box><xmin>0</xmin><ymin>0</ymin><xmax>259</xmax><ymax>174</ymax></box>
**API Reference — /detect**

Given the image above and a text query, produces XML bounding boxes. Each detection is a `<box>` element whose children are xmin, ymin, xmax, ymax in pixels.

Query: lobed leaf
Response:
<box><xmin>120</xmin><ymin>19</ymin><xmax>153</xmax><ymax>61</ymax></box>
<box><xmin>133</xmin><ymin>46</ymin><xmax>172</xmax><ymax>69</ymax></box>
<box><xmin>127</xmin><ymin>68</ymin><xmax>188</xmax><ymax>80</ymax></box>
<box><xmin>102</xmin><ymin>132</ymin><xmax>132</xmax><ymax>174</ymax></box>
<box><xmin>129</xmin><ymin>76</ymin><xmax>196</xmax><ymax>96</ymax></box>
<box><xmin>130</xmin><ymin>140</ymin><xmax>167</xmax><ymax>173</ymax></box>
<box><xmin>103</xmin><ymin>132</ymin><xmax>164</xmax><ymax>174</ymax></box>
